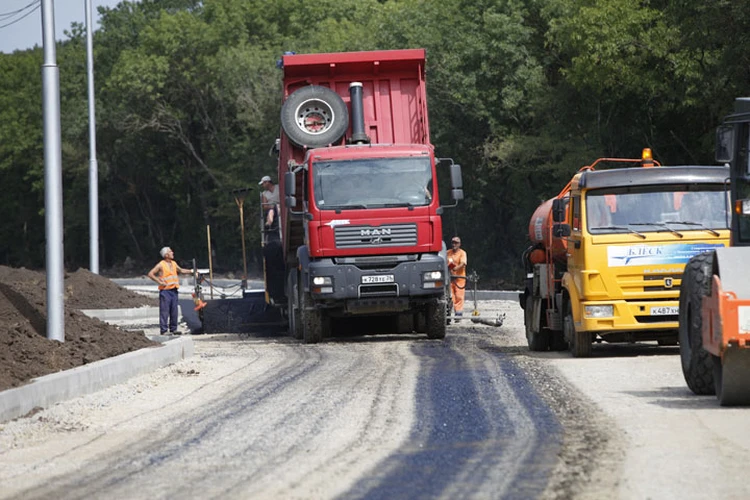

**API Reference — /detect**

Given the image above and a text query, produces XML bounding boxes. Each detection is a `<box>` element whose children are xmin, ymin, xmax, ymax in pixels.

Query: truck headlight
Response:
<box><xmin>311</xmin><ymin>276</ymin><xmax>333</xmax><ymax>294</ymax></box>
<box><xmin>422</xmin><ymin>270</ymin><xmax>444</xmax><ymax>289</ymax></box>
<box><xmin>423</xmin><ymin>271</ymin><xmax>443</xmax><ymax>281</ymax></box>
<box><xmin>584</xmin><ymin>305</ymin><xmax>613</xmax><ymax>318</ymax></box>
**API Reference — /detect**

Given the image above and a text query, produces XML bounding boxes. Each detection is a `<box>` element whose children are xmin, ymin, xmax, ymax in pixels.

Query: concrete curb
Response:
<box><xmin>81</xmin><ymin>306</ymin><xmax>164</xmax><ymax>322</ymax></box>
<box><xmin>0</xmin><ymin>337</ymin><xmax>194</xmax><ymax>424</ymax></box>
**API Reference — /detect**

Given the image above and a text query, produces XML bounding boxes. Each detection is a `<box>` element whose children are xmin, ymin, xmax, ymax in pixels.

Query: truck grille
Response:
<box><xmin>359</xmin><ymin>283</ymin><xmax>400</xmax><ymax>297</ymax></box>
<box><xmin>335</xmin><ymin>224</ymin><xmax>417</xmax><ymax>249</ymax></box>
<box><xmin>619</xmin><ymin>273</ymin><xmax>682</xmax><ymax>295</ymax></box>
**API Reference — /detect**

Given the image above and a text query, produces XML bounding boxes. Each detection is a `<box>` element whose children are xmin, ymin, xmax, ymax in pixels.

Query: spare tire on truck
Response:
<box><xmin>281</xmin><ymin>85</ymin><xmax>349</xmax><ymax>148</ymax></box>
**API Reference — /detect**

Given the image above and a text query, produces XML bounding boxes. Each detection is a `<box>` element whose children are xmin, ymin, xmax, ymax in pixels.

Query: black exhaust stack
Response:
<box><xmin>348</xmin><ymin>82</ymin><xmax>370</xmax><ymax>144</ymax></box>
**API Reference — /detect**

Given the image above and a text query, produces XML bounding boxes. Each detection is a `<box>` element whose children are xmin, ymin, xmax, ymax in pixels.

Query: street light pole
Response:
<box><xmin>85</xmin><ymin>0</ymin><xmax>99</xmax><ymax>274</ymax></box>
<box><xmin>41</xmin><ymin>0</ymin><xmax>64</xmax><ymax>342</ymax></box>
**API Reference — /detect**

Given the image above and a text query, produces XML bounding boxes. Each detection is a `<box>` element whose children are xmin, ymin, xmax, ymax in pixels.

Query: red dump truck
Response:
<box><xmin>262</xmin><ymin>49</ymin><xmax>463</xmax><ymax>343</ymax></box>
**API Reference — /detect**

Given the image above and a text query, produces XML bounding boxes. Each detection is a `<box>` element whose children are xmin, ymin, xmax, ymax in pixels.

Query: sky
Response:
<box><xmin>0</xmin><ymin>0</ymin><xmax>128</xmax><ymax>54</ymax></box>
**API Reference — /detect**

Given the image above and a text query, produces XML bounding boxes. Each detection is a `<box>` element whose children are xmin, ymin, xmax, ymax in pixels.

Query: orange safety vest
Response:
<box><xmin>447</xmin><ymin>248</ymin><xmax>467</xmax><ymax>278</ymax></box>
<box><xmin>158</xmin><ymin>260</ymin><xmax>180</xmax><ymax>290</ymax></box>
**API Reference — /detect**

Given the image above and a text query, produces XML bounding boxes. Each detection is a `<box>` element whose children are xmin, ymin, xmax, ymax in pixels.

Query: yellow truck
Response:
<box><xmin>521</xmin><ymin>150</ymin><xmax>731</xmax><ymax>356</ymax></box>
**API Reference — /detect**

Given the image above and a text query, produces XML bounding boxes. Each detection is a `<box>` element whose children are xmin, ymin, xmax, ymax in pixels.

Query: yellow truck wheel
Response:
<box><xmin>566</xmin><ymin>301</ymin><xmax>591</xmax><ymax>358</ymax></box>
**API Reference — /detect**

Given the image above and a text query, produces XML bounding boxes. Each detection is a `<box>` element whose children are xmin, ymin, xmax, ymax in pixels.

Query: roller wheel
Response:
<box><xmin>566</xmin><ymin>301</ymin><xmax>591</xmax><ymax>358</ymax></box>
<box><xmin>426</xmin><ymin>299</ymin><xmax>447</xmax><ymax>339</ymax></box>
<box><xmin>525</xmin><ymin>296</ymin><xmax>550</xmax><ymax>351</ymax></box>
<box><xmin>679</xmin><ymin>253</ymin><xmax>715</xmax><ymax>395</ymax></box>
<box><xmin>713</xmin><ymin>349</ymin><xmax>750</xmax><ymax>406</ymax></box>
<box><xmin>281</xmin><ymin>86</ymin><xmax>349</xmax><ymax>148</ymax></box>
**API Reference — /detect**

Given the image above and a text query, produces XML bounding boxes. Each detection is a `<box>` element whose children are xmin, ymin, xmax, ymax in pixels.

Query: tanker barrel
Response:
<box><xmin>528</xmin><ymin>198</ymin><xmax>568</xmax><ymax>264</ymax></box>
<box><xmin>348</xmin><ymin>82</ymin><xmax>370</xmax><ymax>144</ymax></box>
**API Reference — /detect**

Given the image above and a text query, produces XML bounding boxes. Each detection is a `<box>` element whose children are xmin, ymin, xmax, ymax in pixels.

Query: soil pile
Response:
<box><xmin>0</xmin><ymin>266</ymin><xmax>159</xmax><ymax>392</ymax></box>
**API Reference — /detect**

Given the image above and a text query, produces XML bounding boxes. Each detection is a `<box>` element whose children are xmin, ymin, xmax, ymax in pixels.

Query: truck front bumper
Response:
<box><xmin>577</xmin><ymin>299</ymin><xmax>679</xmax><ymax>337</ymax></box>
<box><xmin>307</xmin><ymin>254</ymin><xmax>446</xmax><ymax>314</ymax></box>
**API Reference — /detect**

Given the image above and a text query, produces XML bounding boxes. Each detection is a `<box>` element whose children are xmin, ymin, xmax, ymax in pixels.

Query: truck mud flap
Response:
<box><xmin>199</xmin><ymin>291</ymin><xmax>284</xmax><ymax>334</ymax></box>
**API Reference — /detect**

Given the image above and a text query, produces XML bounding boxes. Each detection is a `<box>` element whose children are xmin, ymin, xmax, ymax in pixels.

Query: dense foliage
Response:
<box><xmin>1</xmin><ymin>0</ymin><xmax>748</xmax><ymax>286</ymax></box>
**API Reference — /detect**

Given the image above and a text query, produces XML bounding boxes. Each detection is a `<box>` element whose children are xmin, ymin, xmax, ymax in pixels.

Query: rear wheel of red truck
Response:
<box><xmin>281</xmin><ymin>86</ymin><xmax>349</xmax><ymax>148</ymax></box>
<box><xmin>679</xmin><ymin>253</ymin><xmax>715</xmax><ymax>395</ymax></box>
<box><xmin>426</xmin><ymin>300</ymin><xmax>447</xmax><ymax>339</ymax></box>
<box><xmin>288</xmin><ymin>272</ymin><xmax>302</xmax><ymax>339</ymax></box>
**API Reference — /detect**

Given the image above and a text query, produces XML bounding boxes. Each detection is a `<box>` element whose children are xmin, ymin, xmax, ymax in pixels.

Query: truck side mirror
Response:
<box><xmin>553</xmin><ymin>223</ymin><xmax>571</xmax><ymax>237</ymax></box>
<box><xmin>552</xmin><ymin>198</ymin><xmax>566</xmax><ymax>223</ymax></box>
<box><xmin>450</xmin><ymin>164</ymin><xmax>463</xmax><ymax>189</ymax></box>
<box><xmin>284</xmin><ymin>171</ymin><xmax>297</xmax><ymax>209</ymax></box>
<box><xmin>285</xmin><ymin>171</ymin><xmax>296</xmax><ymax>197</ymax></box>
<box><xmin>452</xmin><ymin>189</ymin><xmax>464</xmax><ymax>201</ymax></box>
<box><xmin>716</xmin><ymin>124</ymin><xmax>734</xmax><ymax>163</ymax></box>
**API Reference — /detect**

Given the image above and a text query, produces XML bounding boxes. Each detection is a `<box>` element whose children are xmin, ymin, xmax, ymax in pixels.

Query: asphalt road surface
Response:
<box><xmin>1</xmin><ymin>300</ymin><xmax>749</xmax><ymax>499</ymax></box>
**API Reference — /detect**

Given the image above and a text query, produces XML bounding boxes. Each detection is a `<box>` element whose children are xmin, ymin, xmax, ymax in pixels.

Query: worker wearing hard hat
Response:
<box><xmin>447</xmin><ymin>236</ymin><xmax>467</xmax><ymax>322</ymax></box>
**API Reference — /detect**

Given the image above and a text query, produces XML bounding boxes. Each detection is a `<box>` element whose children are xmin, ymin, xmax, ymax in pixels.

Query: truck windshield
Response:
<box><xmin>312</xmin><ymin>157</ymin><xmax>433</xmax><ymax>210</ymax></box>
<box><xmin>586</xmin><ymin>186</ymin><xmax>730</xmax><ymax>234</ymax></box>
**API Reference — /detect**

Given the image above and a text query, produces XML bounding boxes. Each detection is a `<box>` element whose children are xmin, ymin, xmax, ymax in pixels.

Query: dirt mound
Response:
<box><xmin>0</xmin><ymin>266</ymin><xmax>159</xmax><ymax>392</ymax></box>
<box><xmin>64</xmin><ymin>268</ymin><xmax>159</xmax><ymax>309</ymax></box>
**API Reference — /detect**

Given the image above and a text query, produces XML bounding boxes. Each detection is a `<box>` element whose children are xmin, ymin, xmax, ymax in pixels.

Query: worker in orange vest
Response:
<box><xmin>148</xmin><ymin>247</ymin><xmax>194</xmax><ymax>334</ymax></box>
<box><xmin>446</xmin><ymin>236</ymin><xmax>467</xmax><ymax>322</ymax></box>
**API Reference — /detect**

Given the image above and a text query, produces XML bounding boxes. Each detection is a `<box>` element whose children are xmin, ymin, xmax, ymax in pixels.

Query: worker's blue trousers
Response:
<box><xmin>159</xmin><ymin>288</ymin><xmax>179</xmax><ymax>333</ymax></box>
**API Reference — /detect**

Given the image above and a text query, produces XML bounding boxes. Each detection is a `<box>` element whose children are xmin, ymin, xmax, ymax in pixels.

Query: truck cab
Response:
<box><xmin>561</xmin><ymin>164</ymin><xmax>730</xmax><ymax>354</ymax></box>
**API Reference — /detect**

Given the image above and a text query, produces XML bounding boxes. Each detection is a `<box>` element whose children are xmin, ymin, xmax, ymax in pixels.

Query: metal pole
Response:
<box><xmin>41</xmin><ymin>0</ymin><xmax>64</xmax><ymax>342</ymax></box>
<box><xmin>233</xmin><ymin>193</ymin><xmax>248</xmax><ymax>289</ymax></box>
<box><xmin>207</xmin><ymin>225</ymin><xmax>214</xmax><ymax>299</ymax></box>
<box><xmin>85</xmin><ymin>0</ymin><xmax>99</xmax><ymax>274</ymax></box>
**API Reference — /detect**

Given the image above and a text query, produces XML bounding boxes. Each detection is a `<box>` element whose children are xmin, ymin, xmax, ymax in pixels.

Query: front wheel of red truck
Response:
<box><xmin>281</xmin><ymin>85</ymin><xmax>349</xmax><ymax>148</ymax></box>
<box><xmin>426</xmin><ymin>300</ymin><xmax>447</xmax><ymax>340</ymax></box>
<box><xmin>301</xmin><ymin>291</ymin><xmax>327</xmax><ymax>344</ymax></box>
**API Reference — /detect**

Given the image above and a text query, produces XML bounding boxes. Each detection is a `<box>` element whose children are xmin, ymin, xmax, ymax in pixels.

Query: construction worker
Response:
<box><xmin>447</xmin><ymin>236</ymin><xmax>467</xmax><ymax>322</ymax></box>
<box><xmin>147</xmin><ymin>247</ymin><xmax>194</xmax><ymax>334</ymax></box>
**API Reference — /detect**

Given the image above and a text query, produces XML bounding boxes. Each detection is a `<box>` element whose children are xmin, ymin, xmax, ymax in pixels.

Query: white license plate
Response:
<box><xmin>650</xmin><ymin>306</ymin><xmax>679</xmax><ymax>316</ymax></box>
<box><xmin>362</xmin><ymin>275</ymin><xmax>394</xmax><ymax>284</ymax></box>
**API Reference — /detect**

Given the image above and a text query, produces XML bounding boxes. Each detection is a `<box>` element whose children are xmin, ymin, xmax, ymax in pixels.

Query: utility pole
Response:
<box><xmin>41</xmin><ymin>0</ymin><xmax>64</xmax><ymax>342</ymax></box>
<box><xmin>85</xmin><ymin>0</ymin><xmax>99</xmax><ymax>274</ymax></box>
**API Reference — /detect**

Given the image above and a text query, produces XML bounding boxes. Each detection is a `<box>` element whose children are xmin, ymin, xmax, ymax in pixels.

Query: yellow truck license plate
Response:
<box><xmin>650</xmin><ymin>306</ymin><xmax>679</xmax><ymax>316</ymax></box>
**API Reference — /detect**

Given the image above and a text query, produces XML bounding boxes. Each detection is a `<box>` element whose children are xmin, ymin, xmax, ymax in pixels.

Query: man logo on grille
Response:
<box><xmin>664</xmin><ymin>277</ymin><xmax>673</xmax><ymax>288</ymax></box>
